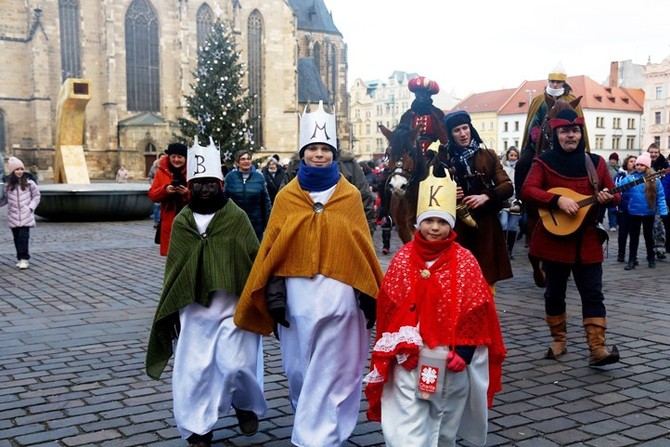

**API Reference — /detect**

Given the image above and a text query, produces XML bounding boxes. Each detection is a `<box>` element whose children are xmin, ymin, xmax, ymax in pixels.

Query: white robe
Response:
<box><xmin>277</xmin><ymin>186</ymin><xmax>371</xmax><ymax>447</ymax></box>
<box><xmin>172</xmin><ymin>212</ymin><xmax>267</xmax><ymax>439</ymax></box>
<box><xmin>380</xmin><ymin>345</ymin><xmax>489</xmax><ymax>447</ymax></box>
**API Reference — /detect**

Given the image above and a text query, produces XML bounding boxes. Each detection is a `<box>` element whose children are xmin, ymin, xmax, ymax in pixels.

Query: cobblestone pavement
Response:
<box><xmin>1</xmin><ymin>207</ymin><xmax>670</xmax><ymax>447</ymax></box>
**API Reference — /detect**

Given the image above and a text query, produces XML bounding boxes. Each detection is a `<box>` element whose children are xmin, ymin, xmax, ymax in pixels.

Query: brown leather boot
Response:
<box><xmin>583</xmin><ymin>317</ymin><xmax>620</xmax><ymax>367</ymax></box>
<box><xmin>545</xmin><ymin>313</ymin><xmax>568</xmax><ymax>359</ymax></box>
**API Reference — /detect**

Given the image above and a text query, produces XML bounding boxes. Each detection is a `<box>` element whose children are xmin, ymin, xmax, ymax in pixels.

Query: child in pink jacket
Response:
<box><xmin>1</xmin><ymin>157</ymin><xmax>40</xmax><ymax>269</ymax></box>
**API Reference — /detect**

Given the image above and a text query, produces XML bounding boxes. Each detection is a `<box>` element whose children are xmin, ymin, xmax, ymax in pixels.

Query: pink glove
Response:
<box><xmin>400</xmin><ymin>354</ymin><xmax>418</xmax><ymax>371</ymax></box>
<box><xmin>446</xmin><ymin>351</ymin><xmax>466</xmax><ymax>372</ymax></box>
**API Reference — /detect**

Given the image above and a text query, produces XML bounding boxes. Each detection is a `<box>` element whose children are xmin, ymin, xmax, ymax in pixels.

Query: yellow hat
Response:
<box><xmin>416</xmin><ymin>166</ymin><xmax>457</xmax><ymax>228</ymax></box>
<box><xmin>548</xmin><ymin>61</ymin><xmax>567</xmax><ymax>81</ymax></box>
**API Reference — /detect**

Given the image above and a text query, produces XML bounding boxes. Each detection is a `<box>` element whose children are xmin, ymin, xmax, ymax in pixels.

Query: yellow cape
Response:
<box><xmin>234</xmin><ymin>176</ymin><xmax>383</xmax><ymax>335</ymax></box>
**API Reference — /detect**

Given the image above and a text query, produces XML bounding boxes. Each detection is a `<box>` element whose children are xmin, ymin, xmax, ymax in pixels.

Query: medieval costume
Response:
<box><xmin>146</xmin><ymin>137</ymin><xmax>266</xmax><ymax>446</ymax></box>
<box><xmin>442</xmin><ymin>110</ymin><xmax>513</xmax><ymax>285</ymax></box>
<box><xmin>520</xmin><ymin>108</ymin><xmax>620</xmax><ymax>367</ymax></box>
<box><xmin>365</xmin><ymin>168</ymin><xmax>505</xmax><ymax>447</ymax></box>
<box><xmin>235</xmin><ymin>102</ymin><xmax>383</xmax><ymax>447</ymax></box>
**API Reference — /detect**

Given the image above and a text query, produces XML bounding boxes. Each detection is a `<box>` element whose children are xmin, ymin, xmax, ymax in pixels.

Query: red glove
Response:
<box><xmin>399</xmin><ymin>354</ymin><xmax>418</xmax><ymax>371</ymax></box>
<box><xmin>446</xmin><ymin>351</ymin><xmax>466</xmax><ymax>372</ymax></box>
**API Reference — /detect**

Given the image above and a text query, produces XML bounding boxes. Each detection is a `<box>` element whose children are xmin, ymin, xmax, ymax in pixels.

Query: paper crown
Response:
<box><xmin>548</xmin><ymin>62</ymin><xmax>567</xmax><ymax>81</ymax></box>
<box><xmin>187</xmin><ymin>136</ymin><xmax>223</xmax><ymax>181</ymax></box>
<box><xmin>299</xmin><ymin>101</ymin><xmax>337</xmax><ymax>152</ymax></box>
<box><xmin>416</xmin><ymin>166</ymin><xmax>457</xmax><ymax>228</ymax></box>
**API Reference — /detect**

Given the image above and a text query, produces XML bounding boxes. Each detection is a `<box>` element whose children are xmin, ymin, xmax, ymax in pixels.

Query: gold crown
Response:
<box><xmin>548</xmin><ymin>61</ymin><xmax>567</xmax><ymax>81</ymax></box>
<box><xmin>416</xmin><ymin>166</ymin><xmax>457</xmax><ymax>225</ymax></box>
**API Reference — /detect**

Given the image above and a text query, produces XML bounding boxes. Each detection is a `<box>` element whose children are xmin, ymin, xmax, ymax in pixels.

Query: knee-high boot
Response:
<box><xmin>545</xmin><ymin>313</ymin><xmax>567</xmax><ymax>359</ymax></box>
<box><xmin>583</xmin><ymin>317</ymin><xmax>620</xmax><ymax>367</ymax></box>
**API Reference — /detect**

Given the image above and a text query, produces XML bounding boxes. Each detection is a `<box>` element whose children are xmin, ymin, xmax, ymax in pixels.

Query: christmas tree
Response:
<box><xmin>177</xmin><ymin>20</ymin><xmax>255</xmax><ymax>166</ymax></box>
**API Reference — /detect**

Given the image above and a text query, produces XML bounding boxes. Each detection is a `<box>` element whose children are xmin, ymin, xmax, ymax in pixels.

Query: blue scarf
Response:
<box><xmin>448</xmin><ymin>138</ymin><xmax>480</xmax><ymax>178</ymax></box>
<box><xmin>297</xmin><ymin>160</ymin><xmax>340</xmax><ymax>192</ymax></box>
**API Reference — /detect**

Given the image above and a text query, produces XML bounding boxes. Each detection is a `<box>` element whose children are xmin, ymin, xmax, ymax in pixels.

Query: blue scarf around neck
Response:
<box><xmin>297</xmin><ymin>159</ymin><xmax>340</xmax><ymax>192</ymax></box>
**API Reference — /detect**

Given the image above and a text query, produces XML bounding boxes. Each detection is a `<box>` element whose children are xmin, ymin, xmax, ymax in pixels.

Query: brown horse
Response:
<box><xmin>379</xmin><ymin>123</ymin><xmax>428</xmax><ymax>243</ymax></box>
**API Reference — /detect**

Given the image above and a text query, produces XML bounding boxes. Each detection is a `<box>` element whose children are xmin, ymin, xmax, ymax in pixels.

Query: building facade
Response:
<box><xmin>0</xmin><ymin>0</ymin><xmax>348</xmax><ymax>179</ymax></box>
<box><xmin>643</xmin><ymin>56</ymin><xmax>670</xmax><ymax>151</ymax></box>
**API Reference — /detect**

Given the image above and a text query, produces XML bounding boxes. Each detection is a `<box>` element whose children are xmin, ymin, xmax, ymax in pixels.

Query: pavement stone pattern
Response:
<box><xmin>1</xmin><ymin>206</ymin><xmax>670</xmax><ymax>446</ymax></box>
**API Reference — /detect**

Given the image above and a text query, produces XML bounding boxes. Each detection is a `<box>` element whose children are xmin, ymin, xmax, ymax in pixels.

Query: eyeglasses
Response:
<box><xmin>190</xmin><ymin>181</ymin><xmax>220</xmax><ymax>193</ymax></box>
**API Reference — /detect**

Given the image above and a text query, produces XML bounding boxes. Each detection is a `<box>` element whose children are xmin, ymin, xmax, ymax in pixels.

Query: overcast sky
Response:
<box><xmin>322</xmin><ymin>0</ymin><xmax>670</xmax><ymax>99</ymax></box>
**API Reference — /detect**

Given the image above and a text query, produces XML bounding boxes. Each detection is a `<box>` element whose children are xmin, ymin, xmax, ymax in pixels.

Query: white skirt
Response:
<box><xmin>172</xmin><ymin>290</ymin><xmax>266</xmax><ymax>439</ymax></box>
<box><xmin>381</xmin><ymin>345</ymin><xmax>489</xmax><ymax>447</ymax></box>
<box><xmin>279</xmin><ymin>275</ymin><xmax>371</xmax><ymax>447</ymax></box>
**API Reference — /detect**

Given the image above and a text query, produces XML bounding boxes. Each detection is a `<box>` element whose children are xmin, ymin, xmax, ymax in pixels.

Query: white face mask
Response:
<box><xmin>546</xmin><ymin>85</ymin><xmax>565</xmax><ymax>97</ymax></box>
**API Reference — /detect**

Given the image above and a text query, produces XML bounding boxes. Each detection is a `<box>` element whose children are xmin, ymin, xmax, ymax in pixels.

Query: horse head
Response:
<box><xmin>379</xmin><ymin>123</ymin><xmax>426</xmax><ymax>197</ymax></box>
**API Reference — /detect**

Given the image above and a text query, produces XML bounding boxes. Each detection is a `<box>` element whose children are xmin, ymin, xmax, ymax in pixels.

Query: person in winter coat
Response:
<box><xmin>499</xmin><ymin>146</ymin><xmax>522</xmax><ymax>259</ymax></box>
<box><xmin>148</xmin><ymin>143</ymin><xmax>189</xmax><ymax>256</ymax></box>
<box><xmin>618</xmin><ymin>153</ymin><xmax>668</xmax><ymax>270</ymax></box>
<box><xmin>1</xmin><ymin>157</ymin><xmax>40</xmax><ymax>269</ymax></box>
<box><xmin>224</xmin><ymin>150</ymin><xmax>272</xmax><ymax>241</ymax></box>
<box><xmin>648</xmin><ymin>143</ymin><xmax>669</xmax><ymax>259</ymax></box>
<box><xmin>614</xmin><ymin>155</ymin><xmax>637</xmax><ymax>262</ymax></box>
<box><xmin>261</xmin><ymin>157</ymin><xmax>288</xmax><ymax>204</ymax></box>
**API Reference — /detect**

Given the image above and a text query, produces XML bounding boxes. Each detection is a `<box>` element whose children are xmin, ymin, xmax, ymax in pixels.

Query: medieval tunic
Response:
<box><xmin>364</xmin><ymin>233</ymin><xmax>506</xmax><ymax>447</ymax></box>
<box><xmin>235</xmin><ymin>176</ymin><xmax>383</xmax><ymax>447</ymax></box>
<box><xmin>145</xmin><ymin>203</ymin><xmax>266</xmax><ymax>439</ymax></box>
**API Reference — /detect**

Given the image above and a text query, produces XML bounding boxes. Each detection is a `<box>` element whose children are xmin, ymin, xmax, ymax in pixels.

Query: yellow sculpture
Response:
<box><xmin>54</xmin><ymin>78</ymin><xmax>92</xmax><ymax>184</ymax></box>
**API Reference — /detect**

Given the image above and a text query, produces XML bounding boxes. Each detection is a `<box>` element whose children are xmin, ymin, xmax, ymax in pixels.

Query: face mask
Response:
<box><xmin>546</xmin><ymin>85</ymin><xmax>565</xmax><ymax>97</ymax></box>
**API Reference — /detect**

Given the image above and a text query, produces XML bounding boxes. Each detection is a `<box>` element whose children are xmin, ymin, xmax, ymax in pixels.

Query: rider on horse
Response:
<box><xmin>378</xmin><ymin>76</ymin><xmax>448</xmax><ymax>253</ymax></box>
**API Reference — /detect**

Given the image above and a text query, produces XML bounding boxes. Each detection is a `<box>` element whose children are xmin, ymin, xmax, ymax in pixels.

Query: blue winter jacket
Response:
<box><xmin>617</xmin><ymin>171</ymin><xmax>668</xmax><ymax>217</ymax></box>
<box><xmin>224</xmin><ymin>166</ymin><xmax>272</xmax><ymax>241</ymax></box>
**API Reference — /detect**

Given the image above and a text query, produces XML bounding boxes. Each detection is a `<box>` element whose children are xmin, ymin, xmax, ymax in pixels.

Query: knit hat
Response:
<box><xmin>609</xmin><ymin>152</ymin><xmax>619</xmax><ymax>161</ymax></box>
<box><xmin>7</xmin><ymin>157</ymin><xmax>24</xmax><ymax>173</ymax></box>
<box><xmin>636</xmin><ymin>153</ymin><xmax>652</xmax><ymax>168</ymax></box>
<box><xmin>443</xmin><ymin>110</ymin><xmax>483</xmax><ymax>146</ymax></box>
<box><xmin>166</xmin><ymin>142</ymin><xmax>188</xmax><ymax>157</ymax></box>
<box><xmin>416</xmin><ymin>166</ymin><xmax>457</xmax><ymax>228</ymax></box>
<box><xmin>548</xmin><ymin>62</ymin><xmax>567</xmax><ymax>81</ymax></box>
<box><xmin>408</xmin><ymin>76</ymin><xmax>440</xmax><ymax>95</ymax></box>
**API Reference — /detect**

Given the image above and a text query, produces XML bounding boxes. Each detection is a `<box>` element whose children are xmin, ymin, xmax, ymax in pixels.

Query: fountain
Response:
<box><xmin>34</xmin><ymin>79</ymin><xmax>153</xmax><ymax>221</ymax></box>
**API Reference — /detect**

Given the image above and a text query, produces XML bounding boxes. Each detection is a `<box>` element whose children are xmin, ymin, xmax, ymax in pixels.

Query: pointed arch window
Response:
<box><xmin>125</xmin><ymin>0</ymin><xmax>160</xmax><ymax>112</ymax></box>
<box><xmin>196</xmin><ymin>4</ymin><xmax>214</xmax><ymax>53</ymax></box>
<box><xmin>248</xmin><ymin>10</ymin><xmax>263</xmax><ymax>148</ymax></box>
<box><xmin>59</xmin><ymin>0</ymin><xmax>82</xmax><ymax>81</ymax></box>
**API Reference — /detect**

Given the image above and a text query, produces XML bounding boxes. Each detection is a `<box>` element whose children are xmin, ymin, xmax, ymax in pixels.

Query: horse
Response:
<box><xmin>516</xmin><ymin>95</ymin><xmax>583</xmax><ymax>287</ymax></box>
<box><xmin>378</xmin><ymin>123</ymin><xmax>428</xmax><ymax>244</ymax></box>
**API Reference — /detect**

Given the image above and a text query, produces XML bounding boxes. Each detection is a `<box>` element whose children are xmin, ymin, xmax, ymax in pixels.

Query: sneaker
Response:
<box><xmin>17</xmin><ymin>260</ymin><xmax>29</xmax><ymax>269</ymax></box>
<box><xmin>609</xmin><ymin>227</ymin><xmax>617</xmax><ymax>232</ymax></box>
<box><xmin>657</xmin><ymin>252</ymin><xmax>667</xmax><ymax>260</ymax></box>
<box><xmin>233</xmin><ymin>407</ymin><xmax>258</xmax><ymax>436</ymax></box>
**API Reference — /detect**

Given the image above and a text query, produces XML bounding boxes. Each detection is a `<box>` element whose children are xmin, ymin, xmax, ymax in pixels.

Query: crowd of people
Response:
<box><xmin>136</xmin><ymin>68</ymin><xmax>670</xmax><ymax>447</ymax></box>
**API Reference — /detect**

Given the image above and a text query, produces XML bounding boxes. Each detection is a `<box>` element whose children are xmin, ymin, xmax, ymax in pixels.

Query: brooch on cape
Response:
<box><xmin>420</xmin><ymin>269</ymin><xmax>430</xmax><ymax>279</ymax></box>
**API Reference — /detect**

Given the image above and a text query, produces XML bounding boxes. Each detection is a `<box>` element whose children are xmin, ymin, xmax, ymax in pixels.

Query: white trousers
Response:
<box><xmin>172</xmin><ymin>291</ymin><xmax>266</xmax><ymax>439</ymax></box>
<box><xmin>279</xmin><ymin>275</ymin><xmax>371</xmax><ymax>447</ymax></box>
<box><xmin>381</xmin><ymin>346</ymin><xmax>489</xmax><ymax>447</ymax></box>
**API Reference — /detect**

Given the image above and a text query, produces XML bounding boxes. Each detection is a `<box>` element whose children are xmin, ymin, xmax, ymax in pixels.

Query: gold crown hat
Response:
<box><xmin>299</xmin><ymin>100</ymin><xmax>337</xmax><ymax>154</ymax></box>
<box><xmin>416</xmin><ymin>166</ymin><xmax>457</xmax><ymax>228</ymax></box>
<box><xmin>548</xmin><ymin>61</ymin><xmax>567</xmax><ymax>81</ymax></box>
<box><xmin>187</xmin><ymin>135</ymin><xmax>223</xmax><ymax>181</ymax></box>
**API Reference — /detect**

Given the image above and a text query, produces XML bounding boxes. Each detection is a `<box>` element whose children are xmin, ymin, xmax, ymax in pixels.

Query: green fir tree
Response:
<box><xmin>177</xmin><ymin>20</ymin><xmax>255</xmax><ymax>166</ymax></box>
